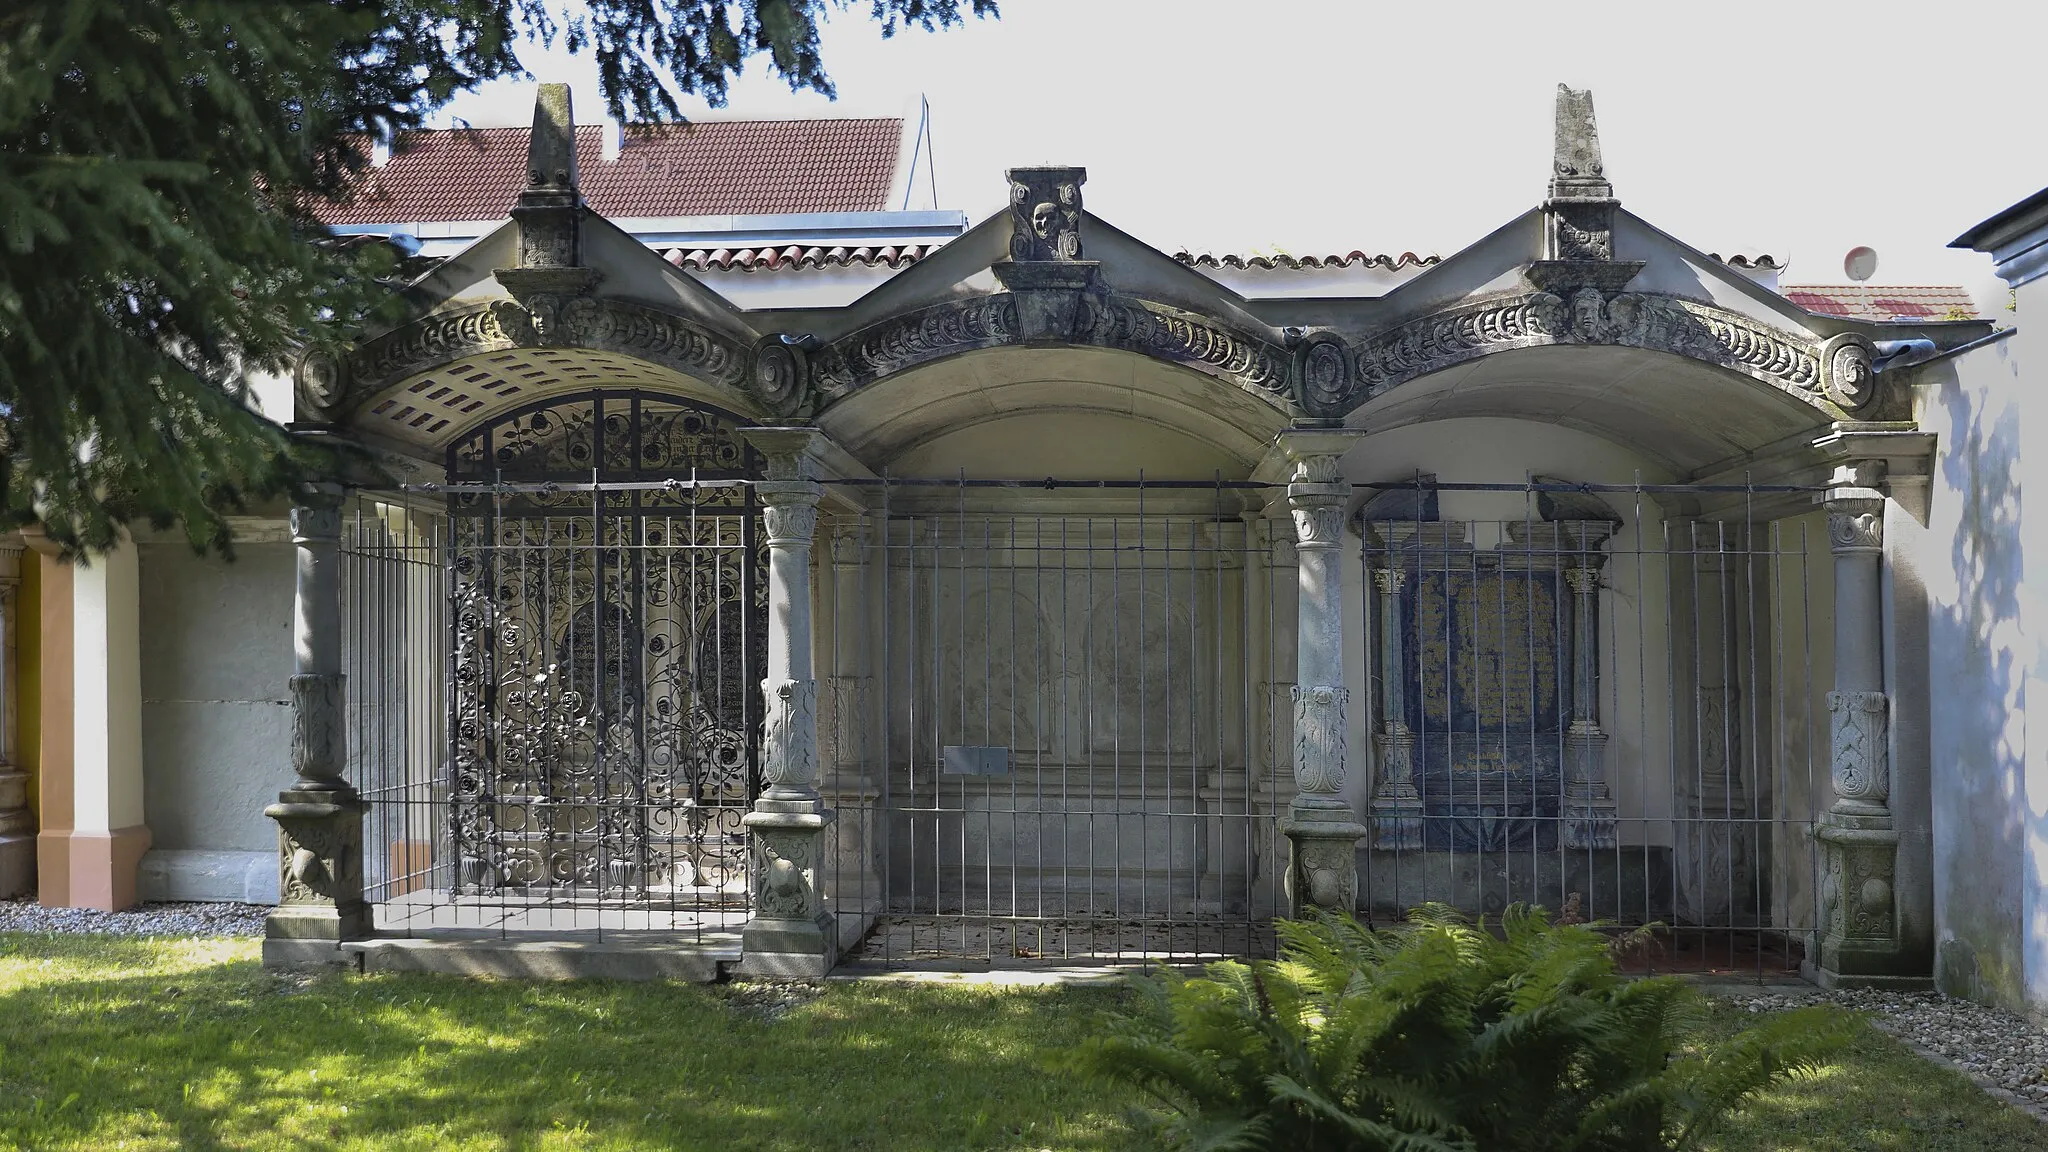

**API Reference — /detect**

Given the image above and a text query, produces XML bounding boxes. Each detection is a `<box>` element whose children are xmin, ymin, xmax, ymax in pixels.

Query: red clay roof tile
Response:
<box><xmin>312</xmin><ymin>119</ymin><xmax>903</xmax><ymax>226</ymax></box>
<box><xmin>1782</xmin><ymin>284</ymin><xmax>1980</xmax><ymax>322</ymax></box>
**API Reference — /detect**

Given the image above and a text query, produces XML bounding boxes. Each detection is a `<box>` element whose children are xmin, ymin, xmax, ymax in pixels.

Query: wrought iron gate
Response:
<box><xmin>349</xmin><ymin>389</ymin><xmax>766</xmax><ymax>935</ymax></box>
<box><xmin>837</xmin><ymin>479</ymin><xmax>1288</xmax><ymax>963</ymax></box>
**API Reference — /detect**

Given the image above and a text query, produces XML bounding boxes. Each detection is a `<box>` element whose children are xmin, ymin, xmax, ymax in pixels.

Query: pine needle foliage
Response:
<box><xmin>1072</xmin><ymin>905</ymin><xmax>1851</xmax><ymax>1152</ymax></box>
<box><xmin>0</xmin><ymin>0</ymin><xmax>993</xmax><ymax>558</ymax></box>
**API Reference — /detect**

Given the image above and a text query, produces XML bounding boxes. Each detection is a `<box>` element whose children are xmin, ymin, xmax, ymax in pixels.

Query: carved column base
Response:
<box><xmin>1368</xmin><ymin>730</ymin><xmax>1425</xmax><ymax>851</ymax></box>
<box><xmin>1812</xmin><ymin>815</ymin><xmax>1922</xmax><ymax>988</ymax></box>
<box><xmin>1283</xmin><ymin>817</ymin><xmax>1367</xmax><ymax>918</ymax></box>
<box><xmin>1562</xmin><ymin>724</ymin><xmax>1618</xmax><ymax>850</ymax></box>
<box><xmin>737</xmin><ymin>798</ymin><xmax>841</xmax><ymax>978</ymax></box>
<box><xmin>262</xmin><ymin>786</ymin><xmax>368</xmax><ymax>968</ymax></box>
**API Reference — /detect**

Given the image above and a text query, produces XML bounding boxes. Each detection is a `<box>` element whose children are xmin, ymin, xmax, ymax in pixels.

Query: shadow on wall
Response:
<box><xmin>1924</xmin><ymin>350</ymin><xmax>2026</xmax><ymax>1009</ymax></box>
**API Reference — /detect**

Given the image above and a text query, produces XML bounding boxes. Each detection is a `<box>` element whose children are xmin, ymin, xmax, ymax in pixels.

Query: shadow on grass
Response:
<box><xmin>1696</xmin><ymin>1002</ymin><xmax>2048</xmax><ymax>1152</ymax></box>
<box><xmin>0</xmin><ymin>935</ymin><xmax>1144</xmax><ymax>1152</ymax></box>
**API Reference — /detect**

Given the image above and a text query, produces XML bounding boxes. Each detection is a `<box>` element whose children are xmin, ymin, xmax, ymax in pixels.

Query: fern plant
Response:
<box><xmin>1072</xmin><ymin>905</ymin><xmax>1849</xmax><ymax>1151</ymax></box>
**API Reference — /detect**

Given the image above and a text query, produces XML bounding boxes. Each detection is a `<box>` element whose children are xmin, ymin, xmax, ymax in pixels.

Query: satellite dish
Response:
<box><xmin>1844</xmin><ymin>246</ymin><xmax>1878</xmax><ymax>281</ymax></box>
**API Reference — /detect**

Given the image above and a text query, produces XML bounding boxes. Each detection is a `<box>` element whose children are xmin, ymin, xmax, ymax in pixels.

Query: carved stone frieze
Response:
<box><xmin>761</xmin><ymin>677</ymin><xmax>820</xmax><ymax>793</ymax></box>
<box><xmin>1292</xmin><ymin>684</ymin><xmax>1349</xmax><ymax>795</ymax></box>
<box><xmin>811</xmin><ymin>297</ymin><xmax>1019</xmax><ymax>400</ymax></box>
<box><xmin>1355</xmin><ymin>290</ymin><xmax>1824</xmax><ymax>403</ymax></box>
<box><xmin>1075</xmin><ymin>296</ymin><xmax>1292</xmax><ymax>398</ymax></box>
<box><xmin>1829</xmin><ymin>690</ymin><xmax>1890</xmax><ymax>808</ymax></box>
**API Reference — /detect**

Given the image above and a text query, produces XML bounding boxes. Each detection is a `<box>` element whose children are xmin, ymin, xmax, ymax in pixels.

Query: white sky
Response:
<box><xmin>438</xmin><ymin>0</ymin><xmax>2048</xmax><ymax>309</ymax></box>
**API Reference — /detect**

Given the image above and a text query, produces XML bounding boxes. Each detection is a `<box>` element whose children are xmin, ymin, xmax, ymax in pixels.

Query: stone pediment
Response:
<box><xmin>305</xmin><ymin>84</ymin><xmax>1989</xmax><ymax>473</ymax></box>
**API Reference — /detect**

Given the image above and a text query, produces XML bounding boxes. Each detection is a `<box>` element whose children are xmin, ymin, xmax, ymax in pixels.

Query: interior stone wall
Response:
<box><xmin>136</xmin><ymin>536</ymin><xmax>294</xmax><ymax>902</ymax></box>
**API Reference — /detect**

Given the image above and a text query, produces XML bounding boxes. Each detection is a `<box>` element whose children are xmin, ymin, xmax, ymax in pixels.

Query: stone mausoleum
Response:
<box><xmin>6</xmin><ymin>82</ymin><xmax>2045</xmax><ymax>1002</ymax></box>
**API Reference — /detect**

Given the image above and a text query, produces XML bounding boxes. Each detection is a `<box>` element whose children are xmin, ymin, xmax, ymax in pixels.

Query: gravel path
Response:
<box><xmin>0</xmin><ymin>898</ymin><xmax>268</xmax><ymax>938</ymax></box>
<box><xmin>1726</xmin><ymin>986</ymin><xmax>2048</xmax><ymax>1115</ymax></box>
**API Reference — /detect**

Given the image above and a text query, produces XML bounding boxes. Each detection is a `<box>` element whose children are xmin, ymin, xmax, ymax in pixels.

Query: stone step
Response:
<box><xmin>343</xmin><ymin>932</ymin><xmax>743</xmax><ymax>982</ymax></box>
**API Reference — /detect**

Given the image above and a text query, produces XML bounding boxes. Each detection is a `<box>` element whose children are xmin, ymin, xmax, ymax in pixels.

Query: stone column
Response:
<box><xmin>264</xmin><ymin>487</ymin><xmax>368</xmax><ymax>965</ymax></box>
<box><xmin>1278</xmin><ymin>431</ymin><xmax>1367</xmax><ymax>915</ymax></box>
<box><xmin>0</xmin><ymin>542</ymin><xmax>28</xmax><ymax>898</ymax></box>
<box><xmin>1815</xmin><ymin>469</ymin><xmax>1909</xmax><ymax>985</ymax></box>
<box><xmin>823</xmin><ymin>516</ymin><xmax>879</xmax><ymax>911</ymax></box>
<box><xmin>736</xmin><ymin>428</ymin><xmax>839</xmax><ymax>977</ymax></box>
<box><xmin>1367</xmin><ymin>565</ymin><xmax>1424</xmax><ymax>849</ymax></box>
<box><xmin>1560</xmin><ymin>558</ymin><xmax>1619</xmax><ymax>849</ymax></box>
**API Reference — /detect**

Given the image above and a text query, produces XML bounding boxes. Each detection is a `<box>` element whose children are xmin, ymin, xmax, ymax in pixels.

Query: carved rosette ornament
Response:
<box><xmin>1291</xmin><ymin>334</ymin><xmax>1360</xmax><ymax>419</ymax></box>
<box><xmin>749</xmin><ymin>337</ymin><xmax>813</xmax><ymax>418</ymax></box>
<box><xmin>1820</xmin><ymin>333</ymin><xmax>1880</xmax><ymax>411</ymax></box>
<box><xmin>293</xmin><ymin>346</ymin><xmax>350</xmax><ymax>423</ymax></box>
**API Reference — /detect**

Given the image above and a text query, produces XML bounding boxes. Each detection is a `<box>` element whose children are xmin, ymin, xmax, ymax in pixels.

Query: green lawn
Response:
<box><xmin>0</xmin><ymin>933</ymin><xmax>2042</xmax><ymax>1151</ymax></box>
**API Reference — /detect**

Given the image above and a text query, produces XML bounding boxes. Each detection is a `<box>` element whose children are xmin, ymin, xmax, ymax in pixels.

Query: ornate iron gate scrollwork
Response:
<box><xmin>445</xmin><ymin>390</ymin><xmax>764</xmax><ymax>905</ymax></box>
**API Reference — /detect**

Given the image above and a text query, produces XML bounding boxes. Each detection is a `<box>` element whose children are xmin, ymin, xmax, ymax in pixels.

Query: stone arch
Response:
<box><xmin>1347</xmin><ymin>289</ymin><xmax>1876</xmax><ymax>419</ymax></box>
<box><xmin>795</xmin><ymin>285</ymin><xmax>1876</xmax><ymax>430</ymax></box>
<box><xmin>295</xmin><ymin>297</ymin><xmax>777</xmax><ymax>444</ymax></box>
<box><xmin>808</xmin><ymin>291</ymin><xmax>1298</xmax><ymax>418</ymax></box>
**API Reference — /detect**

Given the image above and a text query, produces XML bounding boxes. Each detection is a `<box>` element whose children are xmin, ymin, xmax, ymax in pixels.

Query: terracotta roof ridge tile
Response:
<box><xmin>1171</xmin><ymin>250</ymin><xmax>1441</xmax><ymax>271</ymax></box>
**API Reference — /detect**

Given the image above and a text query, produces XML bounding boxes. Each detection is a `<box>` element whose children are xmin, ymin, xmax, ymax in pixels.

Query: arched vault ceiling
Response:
<box><xmin>347</xmin><ymin>347</ymin><xmax>767</xmax><ymax>455</ymax></box>
<box><xmin>1352</xmin><ymin>345</ymin><xmax>1834</xmax><ymax>475</ymax></box>
<box><xmin>815</xmin><ymin>347</ymin><xmax>1286</xmax><ymax>471</ymax></box>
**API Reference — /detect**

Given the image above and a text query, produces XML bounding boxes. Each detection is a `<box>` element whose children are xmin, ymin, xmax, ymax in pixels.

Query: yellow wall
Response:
<box><xmin>19</xmin><ymin>553</ymin><xmax>37</xmax><ymax>823</ymax></box>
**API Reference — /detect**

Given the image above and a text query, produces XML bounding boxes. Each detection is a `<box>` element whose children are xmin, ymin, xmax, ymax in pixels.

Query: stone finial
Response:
<box><xmin>1551</xmin><ymin>85</ymin><xmax>1608</xmax><ymax>189</ymax></box>
<box><xmin>1541</xmin><ymin>85</ymin><xmax>1620</xmax><ymax>266</ymax></box>
<box><xmin>526</xmin><ymin>83</ymin><xmax>579</xmax><ymax>194</ymax></box>
<box><xmin>1004</xmin><ymin>167</ymin><xmax>1086</xmax><ymax>262</ymax></box>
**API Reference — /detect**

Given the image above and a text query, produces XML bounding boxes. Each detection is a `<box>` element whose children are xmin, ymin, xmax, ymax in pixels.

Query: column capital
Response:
<box><xmin>758</xmin><ymin>483</ymin><xmax>821</xmax><ymax>546</ymax></box>
<box><xmin>1273</xmin><ymin>427</ymin><xmax>1363</xmax><ymax>479</ymax></box>
<box><xmin>290</xmin><ymin>501</ymin><xmax>343</xmax><ymax>546</ymax></box>
<box><xmin>1287</xmin><ymin>484</ymin><xmax>1349</xmax><ymax>549</ymax></box>
<box><xmin>738</xmin><ymin>427</ymin><xmax>827</xmax><ymax>480</ymax></box>
<box><xmin>1563</xmin><ymin>566</ymin><xmax>1602</xmax><ymax>596</ymax></box>
<box><xmin>828</xmin><ymin>516</ymin><xmax>868</xmax><ymax>567</ymax></box>
<box><xmin>1824</xmin><ymin>489</ymin><xmax>1885</xmax><ymax>554</ymax></box>
<box><xmin>1371</xmin><ymin>567</ymin><xmax>1406</xmax><ymax>595</ymax></box>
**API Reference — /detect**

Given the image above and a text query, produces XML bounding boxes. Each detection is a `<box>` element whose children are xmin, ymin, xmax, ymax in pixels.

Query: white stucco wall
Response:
<box><xmin>1909</xmin><ymin>331</ymin><xmax>2028</xmax><ymax>1009</ymax></box>
<box><xmin>137</xmin><ymin>539</ymin><xmax>294</xmax><ymax>902</ymax></box>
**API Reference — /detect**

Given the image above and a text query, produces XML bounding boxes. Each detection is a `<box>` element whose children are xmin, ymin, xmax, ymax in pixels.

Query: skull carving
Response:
<box><xmin>1031</xmin><ymin>201</ymin><xmax>1059</xmax><ymax>240</ymax></box>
